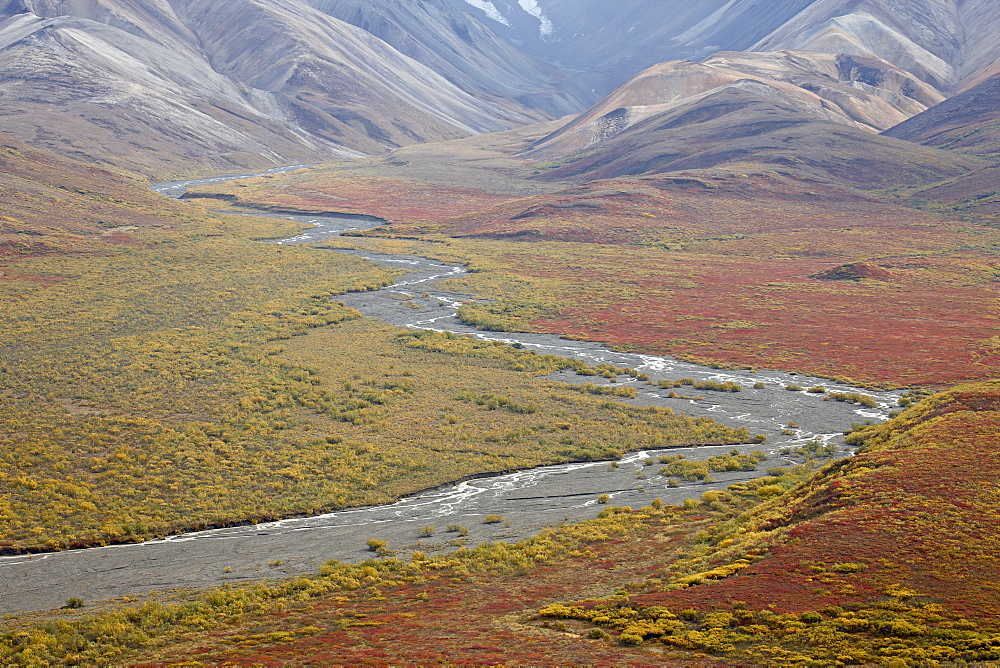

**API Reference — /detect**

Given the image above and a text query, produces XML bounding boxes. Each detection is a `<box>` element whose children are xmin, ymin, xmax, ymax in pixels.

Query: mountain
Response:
<box><xmin>525</xmin><ymin>83</ymin><xmax>980</xmax><ymax>188</ymax></box>
<box><xmin>884</xmin><ymin>73</ymin><xmax>1000</xmax><ymax>156</ymax></box>
<box><xmin>885</xmin><ymin>74</ymin><xmax>1000</xmax><ymax>222</ymax></box>
<box><xmin>450</xmin><ymin>0</ymin><xmax>1000</xmax><ymax>96</ymax></box>
<box><xmin>448</xmin><ymin>0</ymin><xmax>818</xmax><ymax>93</ymax></box>
<box><xmin>753</xmin><ymin>0</ymin><xmax>1000</xmax><ymax>94</ymax></box>
<box><xmin>2</xmin><ymin>0</ymin><xmax>998</xmax><ymax>177</ymax></box>
<box><xmin>527</xmin><ymin>49</ymin><xmax>944</xmax><ymax>166</ymax></box>
<box><xmin>0</xmin><ymin>0</ymin><xmax>539</xmax><ymax>176</ymax></box>
<box><xmin>302</xmin><ymin>0</ymin><xmax>593</xmax><ymax>118</ymax></box>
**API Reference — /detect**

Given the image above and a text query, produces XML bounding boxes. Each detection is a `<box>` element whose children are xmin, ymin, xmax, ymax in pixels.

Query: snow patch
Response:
<box><xmin>461</xmin><ymin>0</ymin><xmax>510</xmax><ymax>26</ymax></box>
<box><xmin>517</xmin><ymin>0</ymin><xmax>553</xmax><ymax>37</ymax></box>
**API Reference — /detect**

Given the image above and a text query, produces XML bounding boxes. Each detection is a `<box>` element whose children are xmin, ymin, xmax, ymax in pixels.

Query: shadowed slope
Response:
<box><xmin>886</xmin><ymin>74</ymin><xmax>1000</xmax><ymax>222</ymax></box>
<box><xmin>531</xmin><ymin>86</ymin><xmax>981</xmax><ymax>187</ymax></box>
<box><xmin>884</xmin><ymin>73</ymin><xmax>1000</xmax><ymax>156</ymax></box>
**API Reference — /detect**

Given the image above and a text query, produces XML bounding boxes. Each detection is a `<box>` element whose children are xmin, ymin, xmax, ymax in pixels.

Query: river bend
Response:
<box><xmin>0</xmin><ymin>175</ymin><xmax>900</xmax><ymax>614</ymax></box>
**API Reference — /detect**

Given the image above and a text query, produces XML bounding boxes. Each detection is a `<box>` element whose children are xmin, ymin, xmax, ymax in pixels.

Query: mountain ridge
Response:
<box><xmin>0</xmin><ymin>0</ymin><xmax>554</xmax><ymax>176</ymax></box>
<box><xmin>1</xmin><ymin>0</ymin><xmax>998</xmax><ymax>176</ymax></box>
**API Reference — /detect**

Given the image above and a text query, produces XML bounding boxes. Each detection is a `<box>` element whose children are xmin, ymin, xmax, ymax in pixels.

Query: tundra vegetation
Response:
<box><xmin>192</xmin><ymin>159</ymin><xmax>1000</xmax><ymax>388</ymax></box>
<box><xmin>0</xmin><ymin>169</ymin><xmax>749</xmax><ymax>553</ymax></box>
<box><xmin>3</xmin><ymin>383</ymin><xmax>999</xmax><ymax>665</ymax></box>
<box><xmin>3</xmin><ymin>109</ymin><xmax>1000</xmax><ymax>664</ymax></box>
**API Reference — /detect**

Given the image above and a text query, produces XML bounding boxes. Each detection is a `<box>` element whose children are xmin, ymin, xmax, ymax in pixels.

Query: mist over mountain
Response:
<box><xmin>302</xmin><ymin>0</ymin><xmax>593</xmax><ymax>117</ymax></box>
<box><xmin>448</xmin><ymin>0</ymin><xmax>818</xmax><ymax>94</ymax></box>
<box><xmin>0</xmin><ymin>0</ymin><xmax>997</xmax><ymax>177</ymax></box>
<box><xmin>449</xmin><ymin>0</ymin><xmax>1000</xmax><ymax>95</ymax></box>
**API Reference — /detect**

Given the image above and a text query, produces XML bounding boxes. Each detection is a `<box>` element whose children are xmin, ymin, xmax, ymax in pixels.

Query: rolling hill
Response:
<box><xmin>884</xmin><ymin>73</ymin><xmax>1000</xmax><ymax>156</ymax></box>
<box><xmin>527</xmin><ymin>83</ymin><xmax>981</xmax><ymax>187</ymax></box>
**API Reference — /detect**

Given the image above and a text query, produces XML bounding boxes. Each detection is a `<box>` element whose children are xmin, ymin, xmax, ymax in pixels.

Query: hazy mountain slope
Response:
<box><xmin>303</xmin><ymin>0</ymin><xmax>592</xmax><ymax>117</ymax></box>
<box><xmin>0</xmin><ymin>11</ymin><xmax>345</xmax><ymax>177</ymax></box>
<box><xmin>529</xmin><ymin>85</ymin><xmax>981</xmax><ymax>188</ymax></box>
<box><xmin>169</xmin><ymin>0</ymin><xmax>511</xmax><ymax>138</ymax></box>
<box><xmin>451</xmin><ymin>0</ymin><xmax>818</xmax><ymax>93</ymax></box>
<box><xmin>956</xmin><ymin>0</ymin><xmax>1000</xmax><ymax>90</ymax></box>
<box><xmin>452</xmin><ymin>0</ymin><xmax>1000</xmax><ymax>96</ymax></box>
<box><xmin>753</xmin><ymin>0</ymin><xmax>1000</xmax><ymax>94</ymax></box>
<box><xmin>883</xmin><ymin>74</ymin><xmax>1000</xmax><ymax>156</ymax></box>
<box><xmin>0</xmin><ymin>0</ymin><xmax>527</xmax><ymax>176</ymax></box>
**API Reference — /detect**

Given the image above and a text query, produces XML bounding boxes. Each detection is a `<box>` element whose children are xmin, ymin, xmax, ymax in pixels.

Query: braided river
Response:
<box><xmin>0</xmin><ymin>171</ymin><xmax>901</xmax><ymax>613</ymax></box>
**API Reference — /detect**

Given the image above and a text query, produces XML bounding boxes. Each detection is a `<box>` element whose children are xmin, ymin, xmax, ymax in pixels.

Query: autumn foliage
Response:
<box><xmin>7</xmin><ymin>383</ymin><xmax>999</xmax><ymax>664</ymax></box>
<box><xmin>214</xmin><ymin>163</ymin><xmax>1000</xmax><ymax>386</ymax></box>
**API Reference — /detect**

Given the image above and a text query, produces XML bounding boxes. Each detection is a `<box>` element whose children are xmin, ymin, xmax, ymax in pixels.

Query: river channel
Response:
<box><xmin>0</xmin><ymin>173</ymin><xmax>902</xmax><ymax>615</ymax></box>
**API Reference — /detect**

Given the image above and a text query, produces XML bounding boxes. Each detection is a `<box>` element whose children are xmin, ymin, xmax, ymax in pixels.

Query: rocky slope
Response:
<box><xmin>527</xmin><ymin>49</ymin><xmax>945</xmax><ymax>162</ymax></box>
<box><xmin>884</xmin><ymin>73</ymin><xmax>1000</xmax><ymax>156</ymax></box>
<box><xmin>753</xmin><ymin>0</ymin><xmax>1000</xmax><ymax>94</ymax></box>
<box><xmin>0</xmin><ymin>0</ymin><xmax>534</xmax><ymax>176</ymax></box>
<box><xmin>302</xmin><ymin>0</ymin><xmax>593</xmax><ymax>118</ymax></box>
<box><xmin>451</xmin><ymin>0</ymin><xmax>1000</xmax><ymax>96</ymax></box>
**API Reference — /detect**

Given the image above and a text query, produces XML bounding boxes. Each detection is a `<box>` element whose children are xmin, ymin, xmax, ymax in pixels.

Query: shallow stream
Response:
<box><xmin>0</xmin><ymin>174</ymin><xmax>900</xmax><ymax>614</ymax></box>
